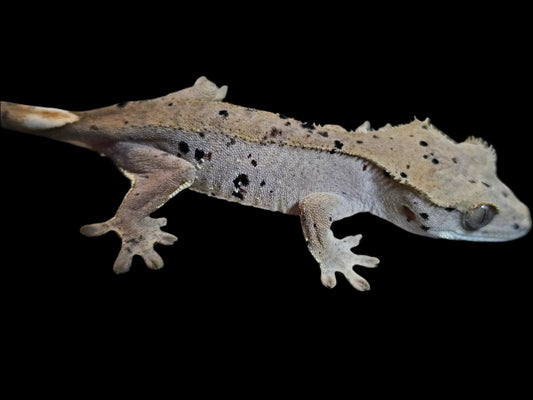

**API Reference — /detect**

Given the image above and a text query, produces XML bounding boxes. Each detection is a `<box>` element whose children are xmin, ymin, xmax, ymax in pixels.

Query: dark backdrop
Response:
<box><xmin>1</xmin><ymin>5</ymin><xmax>530</xmax><ymax>394</ymax></box>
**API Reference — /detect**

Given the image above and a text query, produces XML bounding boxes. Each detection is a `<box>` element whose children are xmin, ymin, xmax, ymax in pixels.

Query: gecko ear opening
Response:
<box><xmin>462</xmin><ymin>204</ymin><xmax>498</xmax><ymax>231</ymax></box>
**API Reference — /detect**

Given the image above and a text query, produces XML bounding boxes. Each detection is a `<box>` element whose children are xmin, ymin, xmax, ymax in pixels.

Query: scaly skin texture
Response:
<box><xmin>0</xmin><ymin>77</ymin><xmax>530</xmax><ymax>290</ymax></box>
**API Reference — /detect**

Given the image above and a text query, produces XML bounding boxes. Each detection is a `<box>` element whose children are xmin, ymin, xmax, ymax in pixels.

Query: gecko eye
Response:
<box><xmin>462</xmin><ymin>204</ymin><xmax>498</xmax><ymax>231</ymax></box>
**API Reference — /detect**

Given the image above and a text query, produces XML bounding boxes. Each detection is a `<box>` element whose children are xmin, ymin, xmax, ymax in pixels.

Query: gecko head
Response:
<box><xmin>396</xmin><ymin>188</ymin><xmax>530</xmax><ymax>243</ymax></box>
<box><xmin>435</xmin><ymin>137</ymin><xmax>530</xmax><ymax>242</ymax></box>
<box><xmin>394</xmin><ymin>137</ymin><xmax>531</xmax><ymax>242</ymax></box>
<box><xmin>433</xmin><ymin>188</ymin><xmax>531</xmax><ymax>242</ymax></box>
<box><xmin>370</xmin><ymin>119</ymin><xmax>529</xmax><ymax>242</ymax></box>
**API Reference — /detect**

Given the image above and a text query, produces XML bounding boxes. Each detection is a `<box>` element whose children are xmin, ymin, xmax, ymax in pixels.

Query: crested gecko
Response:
<box><xmin>1</xmin><ymin>77</ymin><xmax>530</xmax><ymax>291</ymax></box>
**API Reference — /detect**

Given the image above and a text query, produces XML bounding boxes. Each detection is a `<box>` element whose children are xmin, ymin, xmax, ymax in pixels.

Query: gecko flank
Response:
<box><xmin>1</xmin><ymin>77</ymin><xmax>530</xmax><ymax>291</ymax></box>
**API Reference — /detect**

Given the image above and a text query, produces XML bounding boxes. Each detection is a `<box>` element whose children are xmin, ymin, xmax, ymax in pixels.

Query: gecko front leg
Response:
<box><xmin>299</xmin><ymin>192</ymin><xmax>379</xmax><ymax>291</ymax></box>
<box><xmin>80</xmin><ymin>143</ymin><xmax>196</xmax><ymax>273</ymax></box>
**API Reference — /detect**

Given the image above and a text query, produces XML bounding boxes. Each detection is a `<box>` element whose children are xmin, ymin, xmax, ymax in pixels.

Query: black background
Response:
<box><xmin>1</xmin><ymin>5</ymin><xmax>531</xmax><ymax>394</ymax></box>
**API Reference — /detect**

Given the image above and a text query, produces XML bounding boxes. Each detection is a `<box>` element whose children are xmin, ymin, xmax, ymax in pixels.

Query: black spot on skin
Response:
<box><xmin>432</xmin><ymin>158</ymin><xmax>439</xmax><ymax>164</ymax></box>
<box><xmin>420</xmin><ymin>225</ymin><xmax>430</xmax><ymax>232</ymax></box>
<box><xmin>383</xmin><ymin>170</ymin><xmax>392</xmax><ymax>178</ymax></box>
<box><xmin>481</xmin><ymin>182</ymin><xmax>491</xmax><ymax>188</ymax></box>
<box><xmin>206</xmin><ymin>152</ymin><xmax>212</xmax><ymax>161</ymax></box>
<box><xmin>270</xmin><ymin>127</ymin><xmax>283</xmax><ymax>137</ymax></box>
<box><xmin>233</xmin><ymin>173</ymin><xmax>250</xmax><ymax>189</ymax></box>
<box><xmin>334</xmin><ymin>140</ymin><xmax>344</xmax><ymax>149</ymax></box>
<box><xmin>251</xmin><ymin>160</ymin><xmax>258</xmax><ymax>167</ymax></box>
<box><xmin>419</xmin><ymin>141</ymin><xmax>428</xmax><ymax>147</ymax></box>
<box><xmin>420</xmin><ymin>213</ymin><xmax>429</xmax><ymax>220</ymax></box>
<box><xmin>168</xmin><ymin>102</ymin><xmax>174</xmax><ymax>107</ymax></box>
<box><xmin>226</xmin><ymin>138</ymin><xmax>236</xmax><ymax>146</ymax></box>
<box><xmin>423</xmin><ymin>155</ymin><xmax>429</xmax><ymax>159</ymax></box>
<box><xmin>285</xmin><ymin>121</ymin><xmax>291</xmax><ymax>126</ymax></box>
<box><xmin>421</xmin><ymin>125</ymin><xmax>428</xmax><ymax>130</ymax></box>
<box><xmin>194</xmin><ymin>149</ymin><xmax>205</xmax><ymax>161</ymax></box>
<box><xmin>502</xmin><ymin>192</ymin><xmax>509</xmax><ymax>198</ymax></box>
<box><xmin>117</xmin><ymin>101</ymin><xmax>129</xmax><ymax>108</ymax></box>
<box><xmin>445</xmin><ymin>207</ymin><xmax>456</xmax><ymax>212</ymax></box>
<box><xmin>219</xmin><ymin>110</ymin><xmax>229</xmax><ymax>118</ymax></box>
<box><xmin>318</xmin><ymin>131</ymin><xmax>329</xmax><ymax>137</ymax></box>
<box><xmin>363</xmin><ymin>164</ymin><xmax>368</xmax><ymax>171</ymax></box>
<box><xmin>513</xmin><ymin>223</ymin><xmax>520</xmax><ymax>230</ymax></box>
<box><xmin>301</xmin><ymin>121</ymin><xmax>315</xmax><ymax>130</ymax></box>
<box><xmin>356</xmin><ymin>140</ymin><xmax>364</xmax><ymax>144</ymax></box>
<box><xmin>124</xmin><ymin>120</ymin><xmax>129</xmax><ymax>125</ymax></box>
<box><xmin>400</xmin><ymin>172</ymin><xmax>408</xmax><ymax>178</ymax></box>
<box><xmin>406</xmin><ymin>164</ymin><xmax>410</xmax><ymax>169</ymax></box>
<box><xmin>178</xmin><ymin>141</ymin><xmax>190</xmax><ymax>154</ymax></box>
<box><xmin>199</xmin><ymin>132</ymin><xmax>206</xmax><ymax>138</ymax></box>
<box><xmin>260</xmin><ymin>180</ymin><xmax>266</xmax><ymax>187</ymax></box>
<box><xmin>452</xmin><ymin>157</ymin><xmax>458</xmax><ymax>164</ymax></box>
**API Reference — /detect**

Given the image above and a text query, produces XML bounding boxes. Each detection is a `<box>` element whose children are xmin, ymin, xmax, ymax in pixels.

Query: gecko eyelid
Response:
<box><xmin>462</xmin><ymin>204</ymin><xmax>498</xmax><ymax>231</ymax></box>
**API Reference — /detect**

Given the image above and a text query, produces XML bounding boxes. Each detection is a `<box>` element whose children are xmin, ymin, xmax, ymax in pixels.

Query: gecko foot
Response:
<box><xmin>81</xmin><ymin>216</ymin><xmax>177</xmax><ymax>273</ymax></box>
<box><xmin>318</xmin><ymin>234</ymin><xmax>379</xmax><ymax>291</ymax></box>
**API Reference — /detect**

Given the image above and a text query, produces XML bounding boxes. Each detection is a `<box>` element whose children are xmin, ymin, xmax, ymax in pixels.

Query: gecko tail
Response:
<box><xmin>1</xmin><ymin>101</ymin><xmax>79</xmax><ymax>134</ymax></box>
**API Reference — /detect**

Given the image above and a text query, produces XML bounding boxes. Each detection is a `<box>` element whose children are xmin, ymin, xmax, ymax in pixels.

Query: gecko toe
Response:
<box><xmin>342</xmin><ymin>234</ymin><xmax>362</xmax><ymax>249</ymax></box>
<box><xmin>80</xmin><ymin>221</ymin><xmax>112</xmax><ymax>237</ymax></box>
<box><xmin>320</xmin><ymin>270</ymin><xmax>337</xmax><ymax>288</ymax></box>
<box><xmin>345</xmin><ymin>270</ymin><xmax>371</xmax><ymax>291</ymax></box>
<box><xmin>355</xmin><ymin>255</ymin><xmax>380</xmax><ymax>268</ymax></box>
<box><xmin>153</xmin><ymin>217</ymin><xmax>168</xmax><ymax>228</ymax></box>
<box><xmin>142</xmin><ymin>249</ymin><xmax>164</xmax><ymax>270</ymax></box>
<box><xmin>158</xmin><ymin>232</ymin><xmax>178</xmax><ymax>246</ymax></box>
<box><xmin>113</xmin><ymin>246</ymin><xmax>134</xmax><ymax>274</ymax></box>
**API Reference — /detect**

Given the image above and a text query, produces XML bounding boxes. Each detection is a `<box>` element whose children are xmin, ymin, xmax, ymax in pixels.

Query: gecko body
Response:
<box><xmin>1</xmin><ymin>77</ymin><xmax>530</xmax><ymax>290</ymax></box>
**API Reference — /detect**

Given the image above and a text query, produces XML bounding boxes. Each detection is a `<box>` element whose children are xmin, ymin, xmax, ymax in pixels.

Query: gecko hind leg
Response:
<box><xmin>80</xmin><ymin>143</ymin><xmax>196</xmax><ymax>273</ymax></box>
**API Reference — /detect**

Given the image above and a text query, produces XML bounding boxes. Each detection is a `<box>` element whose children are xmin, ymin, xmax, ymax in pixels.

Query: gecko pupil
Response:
<box><xmin>462</xmin><ymin>204</ymin><xmax>498</xmax><ymax>231</ymax></box>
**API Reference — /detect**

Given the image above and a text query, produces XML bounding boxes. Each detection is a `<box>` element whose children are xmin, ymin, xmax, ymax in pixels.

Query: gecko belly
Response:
<box><xmin>157</xmin><ymin>129</ymin><xmax>370</xmax><ymax>215</ymax></box>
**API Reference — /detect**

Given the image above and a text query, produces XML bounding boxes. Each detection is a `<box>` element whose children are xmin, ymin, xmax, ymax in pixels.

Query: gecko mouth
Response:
<box><xmin>435</xmin><ymin>226</ymin><xmax>530</xmax><ymax>242</ymax></box>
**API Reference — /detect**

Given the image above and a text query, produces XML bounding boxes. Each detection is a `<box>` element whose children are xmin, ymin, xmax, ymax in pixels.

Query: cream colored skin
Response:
<box><xmin>1</xmin><ymin>77</ymin><xmax>530</xmax><ymax>290</ymax></box>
